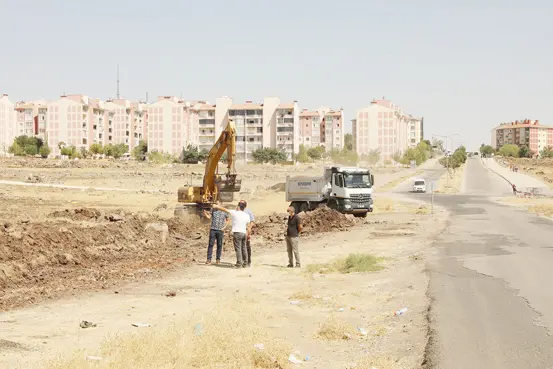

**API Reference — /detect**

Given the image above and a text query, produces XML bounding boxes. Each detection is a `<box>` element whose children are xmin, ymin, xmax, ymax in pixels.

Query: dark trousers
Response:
<box><xmin>233</xmin><ymin>232</ymin><xmax>247</xmax><ymax>266</ymax></box>
<box><xmin>246</xmin><ymin>238</ymin><xmax>252</xmax><ymax>265</ymax></box>
<box><xmin>207</xmin><ymin>229</ymin><xmax>224</xmax><ymax>261</ymax></box>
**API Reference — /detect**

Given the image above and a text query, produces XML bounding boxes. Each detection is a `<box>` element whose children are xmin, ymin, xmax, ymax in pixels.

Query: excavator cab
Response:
<box><xmin>175</xmin><ymin>119</ymin><xmax>242</xmax><ymax>217</ymax></box>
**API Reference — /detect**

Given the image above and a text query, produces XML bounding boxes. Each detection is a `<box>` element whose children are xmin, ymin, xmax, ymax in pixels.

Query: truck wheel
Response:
<box><xmin>299</xmin><ymin>202</ymin><xmax>309</xmax><ymax>213</ymax></box>
<box><xmin>327</xmin><ymin>200</ymin><xmax>338</xmax><ymax>211</ymax></box>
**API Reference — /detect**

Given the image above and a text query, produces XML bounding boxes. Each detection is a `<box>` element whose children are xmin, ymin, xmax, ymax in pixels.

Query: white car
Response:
<box><xmin>413</xmin><ymin>179</ymin><xmax>426</xmax><ymax>193</ymax></box>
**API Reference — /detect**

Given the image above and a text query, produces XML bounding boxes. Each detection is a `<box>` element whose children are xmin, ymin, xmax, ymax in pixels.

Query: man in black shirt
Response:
<box><xmin>286</xmin><ymin>206</ymin><xmax>303</xmax><ymax>268</ymax></box>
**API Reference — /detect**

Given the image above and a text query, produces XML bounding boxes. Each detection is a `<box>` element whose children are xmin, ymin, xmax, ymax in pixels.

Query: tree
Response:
<box><xmin>439</xmin><ymin>146</ymin><xmax>466</xmax><ymax>170</ymax></box>
<box><xmin>39</xmin><ymin>145</ymin><xmax>51</xmax><ymax>158</ymax></box>
<box><xmin>498</xmin><ymin>144</ymin><xmax>520</xmax><ymax>158</ymax></box>
<box><xmin>295</xmin><ymin>144</ymin><xmax>310</xmax><ymax>163</ymax></box>
<box><xmin>307</xmin><ymin>146</ymin><xmax>324</xmax><ymax>161</ymax></box>
<box><xmin>431</xmin><ymin>138</ymin><xmax>444</xmax><ymax>152</ymax></box>
<box><xmin>61</xmin><ymin>145</ymin><xmax>78</xmax><ymax>158</ymax></box>
<box><xmin>132</xmin><ymin>140</ymin><xmax>148</xmax><ymax>160</ymax></box>
<box><xmin>480</xmin><ymin>144</ymin><xmax>495</xmax><ymax>157</ymax></box>
<box><xmin>251</xmin><ymin>147</ymin><xmax>288</xmax><ymax>164</ymax></box>
<box><xmin>8</xmin><ymin>135</ymin><xmax>44</xmax><ymax>156</ymax></box>
<box><xmin>344</xmin><ymin>133</ymin><xmax>354</xmax><ymax>151</ymax></box>
<box><xmin>89</xmin><ymin>143</ymin><xmax>104</xmax><ymax>155</ymax></box>
<box><xmin>180</xmin><ymin>145</ymin><xmax>205</xmax><ymax>163</ymax></box>
<box><xmin>540</xmin><ymin>146</ymin><xmax>553</xmax><ymax>158</ymax></box>
<box><xmin>519</xmin><ymin>145</ymin><xmax>533</xmax><ymax>158</ymax></box>
<box><xmin>364</xmin><ymin>149</ymin><xmax>380</xmax><ymax>165</ymax></box>
<box><xmin>103</xmin><ymin>143</ymin><xmax>128</xmax><ymax>159</ymax></box>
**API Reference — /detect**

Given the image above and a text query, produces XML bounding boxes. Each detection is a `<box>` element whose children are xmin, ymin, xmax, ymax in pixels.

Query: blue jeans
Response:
<box><xmin>207</xmin><ymin>229</ymin><xmax>224</xmax><ymax>261</ymax></box>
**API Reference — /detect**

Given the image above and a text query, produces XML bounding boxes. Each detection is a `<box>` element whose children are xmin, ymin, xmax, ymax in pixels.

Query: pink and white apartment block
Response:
<box><xmin>0</xmin><ymin>94</ymin><xmax>16</xmax><ymax>155</ymax></box>
<box><xmin>354</xmin><ymin>98</ymin><xmax>423</xmax><ymax>161</ymax></box>
<box><xmin>145</xmin><ymin>96</ymin><xmax>202</xmax><ymax>155</ymax></box>
<box><xmin>299</xmin><ymin>107</ymin><xmax>344</xmax><ymax>150</ymax></box>
<box><xmin>197</xmin><ymin>97</ymin><xmax>300</xmax><ymax>161</ymax></box>
<box><xmin>104</xmin><ymin>99</ymin><xmax>147</xmax><ymax>148</ymax></box>
<box><xmin>491</xmin><ymin>120</ymin><xmax>553</xmax><ymax>156</ymax></box>
<box><xmin>15</xmin><ymin>100</ymin><xmax>47</xmax><ymax>139</ymax></box>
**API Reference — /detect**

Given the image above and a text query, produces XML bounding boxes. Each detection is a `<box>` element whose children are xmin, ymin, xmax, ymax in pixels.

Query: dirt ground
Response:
<box><xmin>502</xmin><ymin>157</ymin><xmax>553</xmax><ymax>188</ymax></box>
<box><xmin>0</xmin><ymin>157</ymin><xmax>446</xmax><ymax>368</ymax></box>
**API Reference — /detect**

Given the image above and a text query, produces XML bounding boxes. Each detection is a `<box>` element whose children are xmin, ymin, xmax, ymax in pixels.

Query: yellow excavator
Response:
<box><xmin>176</xmin><ymin>119</ymin><xmax>242</xmax><ymax>216</ymax></box>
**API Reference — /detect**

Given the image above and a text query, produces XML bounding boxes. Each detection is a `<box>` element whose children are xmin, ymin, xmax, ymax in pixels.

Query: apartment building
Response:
<box><xmin>299</xmin><ymin>107</ymin><xmax>344</xmax><ymax>150</ymax></box>
<box><xmin>354</xmin><ymin>98</ymin><xmax>423</xmax><ymax>161</ymax></box>
<box><xmin>197</xmin><ymin>97</ymin><xmax>300</xmax><ymax>161</ymax></box>
<box><xmin>105</xmin><ymin>99</ymin><xmax>147</xmax><ymax>149</ymax></box>
<box><xmin>491</xmin><ymin>120</ymin><xmax>553</xmax><ymax>155</ymax></box>
<box><xmin>145</xmin><ymin>96</ymin><xmax>202</xmax><ymax>155</ymax></box>
<box><xmin>0</xmin><ymin>94</ymin><xmax>16</xmax><ymax>155</ymax></box>
<box><xmin>228</xmin><ymin>97</ymin><xmax>299</xmax><ymax>161</ymax></box>
<box><xmin>15</xmin><ymin>100</ymin><xmax>47</xmax><ymax>138</ymax></box>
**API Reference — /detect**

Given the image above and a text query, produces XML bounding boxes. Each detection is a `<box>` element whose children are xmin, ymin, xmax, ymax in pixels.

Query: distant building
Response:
<box><xmin>197</xmin><ymin>97</ymin><xmax>300</xmax><ymax>161</ymax></box>
<box><xmin>105</xmin><ymin>99</ymin><xmax>147</xmax><ymax>149</ymax></box>
<box><xmin>491</xmin><ymin>119</ymin><xmax>553</xmax><ymax>155</ymax></box>
<box><xmin>15</xmin><ymin>100</ymin><xmax>47</xmax><ymax>139</ymax></box>
<box><xmin>145</xmin><ymin>96</ymin><xmax>202</xmax><ymax>156</ymax></box>
<box><xmin>299</xmin><ymin>107</ymin><xmax>344</xmax><ymax>150</ymax></box>
<box><xmin>354</xmin><ymin>98</ymin><xmax>423</xmax><ymax>161</ymax></box>
<box><xmin>0</xmin><ymin>94</ymin><xmax>16</xmax><ymax>155</ymax></box>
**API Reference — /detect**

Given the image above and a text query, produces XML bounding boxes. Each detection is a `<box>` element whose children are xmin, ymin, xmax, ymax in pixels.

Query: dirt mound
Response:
<box><xmin>300</xmin><ymin>207</ymin><xmax>357</xmax><ymax>234</ymax></box>
<box><xmin>253</xmin><ymin>207</ymin><xmax>356</xmax><ymax>242</ymax></box>
<box><xmin>0</xmin><ymin>209</ymin><xmax>214</xmax><ymax>311</ymax></box>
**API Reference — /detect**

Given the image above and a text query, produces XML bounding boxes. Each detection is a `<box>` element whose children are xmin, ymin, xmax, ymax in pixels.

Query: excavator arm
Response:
<box><xmin>177</xmin><ymin>119</ymin><xmax>241</xmax><ymax>206</ymax></box>
<box><xmin>202</xmin><ymin>119</ymin><xmax>240</xmax><ymax>199</ymax></box>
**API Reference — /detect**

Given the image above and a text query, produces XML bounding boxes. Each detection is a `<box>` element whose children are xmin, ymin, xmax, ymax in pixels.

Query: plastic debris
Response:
<box><xmin>85</xmin><ymin>356</ymin><xmax>102</xmax><ymax>361</ymax></box>
<box><xmin>288</xmin><ymin>353</ymin><xmax>303</xmax><ymax>364</ymax></box>
<box><xmin>337</xmin><ymin>307</ymin><xmax>345</xmax><ymax>312</ymax></box>
<box><xmin>304</xmin><ymin>355</ymin><xmax>311</xmax><ymax>361</ymax></box>
<box><xmin>357</xmin><ymin>327</ymin><xmax>368</xmax><ymax>336</ymax></box>
<box><xmin>194</xmin><ymin>323</ymin><xmax>203</xmax><ymax>336</ymax></box>
<box><xmin>132</xmin><ymin>322</ymin><xmax>151</xmax><ymax>328</ymax></box>
<box><xmin>253</xmin><ymin>343</ymin><xmax>265</xmax><ymax>350</ymax></box>
<box><xmin>290</xmin><ymin>300</ymin><xmax>300</xmax><ymax>305</ymax></box>
<box><xmin>394</xmin><ymin>308</ymin><xmax>408</xmax><ymax>316</ymax></box>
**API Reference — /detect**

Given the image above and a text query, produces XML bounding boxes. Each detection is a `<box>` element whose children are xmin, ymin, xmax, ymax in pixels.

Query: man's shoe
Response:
<box><xmin>215</xmin><ymin>259</ymin><xmax>220</xmax><ymax>265</ymax></box>
<box><xmin>295</xmin><ymin>264</ymin><xmax>301</xmax><ymax>268</ymax></box>
<box><xmin>287</xmin><ymin>264</ymin><xmax>293</xmax><ymax>268</ymax></box>
<box><xmin>206</xmin><ymin>260</ymin><xmax>212</xmax><ymax>265</ymax></box>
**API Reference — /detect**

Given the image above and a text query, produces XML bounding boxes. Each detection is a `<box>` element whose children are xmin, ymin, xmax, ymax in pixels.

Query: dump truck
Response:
<box><xmin>285</xmin><ymin>166</ymin><xmax>374</xmax><ymax>217</ymax></box>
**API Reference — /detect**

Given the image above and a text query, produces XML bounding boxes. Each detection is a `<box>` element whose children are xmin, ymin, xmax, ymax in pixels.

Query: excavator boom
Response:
<box><xmin>177</xmin><ymin>119</ymin><xmax>241</xmax><ymax>211</ymax></box>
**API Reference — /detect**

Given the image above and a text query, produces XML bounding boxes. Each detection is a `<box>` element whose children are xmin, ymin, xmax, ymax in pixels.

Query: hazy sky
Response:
<box><xmin>1</xmin><ymin>0</ymin><xmax>552</xmax><ymax>150</ymax></box>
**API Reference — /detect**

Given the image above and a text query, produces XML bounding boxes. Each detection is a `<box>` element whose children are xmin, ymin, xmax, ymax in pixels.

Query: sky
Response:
<box><xmin>1</xmin><ymin>0</ymin><xmax>553</xmax><ymax>151</ymax></box>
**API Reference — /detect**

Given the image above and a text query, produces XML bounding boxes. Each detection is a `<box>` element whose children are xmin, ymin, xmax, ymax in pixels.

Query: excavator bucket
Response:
<box><xmin>218</xmin><ymin>174</ymin><xmax>242</xmax><ymax>193</ymax></box>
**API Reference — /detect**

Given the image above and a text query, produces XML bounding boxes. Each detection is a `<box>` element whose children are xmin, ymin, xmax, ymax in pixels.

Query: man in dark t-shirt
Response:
<box><xmin>286</xmin><ymin>206</ymin><xmax>303</xmax><ymax>268</ymax></box>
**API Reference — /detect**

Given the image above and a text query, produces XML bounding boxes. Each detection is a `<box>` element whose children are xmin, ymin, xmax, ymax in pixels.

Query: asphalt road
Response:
<box><xmin>410</xmin><ymin>157</ymin><xmax>553</xmax><ymax>368</ymax></box>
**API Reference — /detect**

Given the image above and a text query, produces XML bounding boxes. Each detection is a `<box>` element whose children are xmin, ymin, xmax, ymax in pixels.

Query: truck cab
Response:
<box><xmin>325</xmin><ymin>167</ymin><xmax>374</xmax><ymax>216</ymax></box>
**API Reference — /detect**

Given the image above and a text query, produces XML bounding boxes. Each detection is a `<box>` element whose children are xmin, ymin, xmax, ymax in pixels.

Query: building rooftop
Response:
<box><xmin>277</xmin><ymin>103</ymin><xmax>296</xmax><ymax>109</ymax></box>
<box><xmin>230</xmin><ymin>103</ymin><xmax>263</xmax><ymax>110</ymax></box>
<box><xmin>300</xmin><ymin>111</ymin><xmax>319</xmax><ymax>117</ymax></box>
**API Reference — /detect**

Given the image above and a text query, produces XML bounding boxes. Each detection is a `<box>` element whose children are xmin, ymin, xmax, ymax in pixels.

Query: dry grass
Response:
<box><xmin>373</xmin><ymin>197</ymin><xmax>396</xmax><ymax>213</ymax></box>
<box><xmin>375</xmin><ymin>170</ymin><xmax>424</xmax><ymax>193</ymax></box>
<box><xmin>315</xmin><ymin>315</ymin><xmax>356</xmax><ymax>341</ymax></box>
<box><xmin>434</xmin><ymin>164</ymin><xmax>466</xmax><ymax>194</ymax></box>
<box><xmin>528</xmin><ymin>204</ymin><xmax>553</xmax><ymax>218</ymax></box>
<box><xmin>410</xmin><ymin>205</ymin><xmax>430</xmax><ymax>215</ymax></box>
<box><xmin>306</xmin><ymin>253</ymin><xmax>385</xmax><ymax>275</ymax></box>
<box><xmin>43</xmin><ymin>299</ymin><xmax>291</xmax><ymax>369</ymax></box>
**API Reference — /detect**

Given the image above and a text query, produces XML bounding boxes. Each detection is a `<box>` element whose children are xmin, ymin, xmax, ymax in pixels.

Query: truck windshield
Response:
<box><xmin>343</xmin><ymin>173</ymin><xmax>371</xmax><ymax>188</ymax></box>
<box><xmin>414</xmin><ymin>181</ymin><xmax>425</xmax><ymax>186</ymax></box>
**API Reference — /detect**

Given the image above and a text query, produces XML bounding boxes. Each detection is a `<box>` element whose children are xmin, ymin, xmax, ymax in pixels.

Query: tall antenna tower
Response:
<box><xmin>116</xmin><ymin>63</ymin><xmax>120</xmax><ymax>99</ymax></box>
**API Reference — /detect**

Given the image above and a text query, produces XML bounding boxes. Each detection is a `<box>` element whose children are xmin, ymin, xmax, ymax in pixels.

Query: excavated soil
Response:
<box><xmin>0</xmin><ymin>206</ymin><xmax>367</xmax><ymax>311</ymax></box>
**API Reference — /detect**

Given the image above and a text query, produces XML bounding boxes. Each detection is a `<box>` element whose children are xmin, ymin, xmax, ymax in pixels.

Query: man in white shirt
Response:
<box><xmin>212</xmin><ymin>202</ymin><xmax>251</xmax><ymax>268</ymax></box>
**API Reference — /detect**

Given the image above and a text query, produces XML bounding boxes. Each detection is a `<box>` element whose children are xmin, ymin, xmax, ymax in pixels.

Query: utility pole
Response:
<box><xmin>116</xmin><ymin>63</ymin><xmax>120</xmax><ymax>99</ymax></box>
